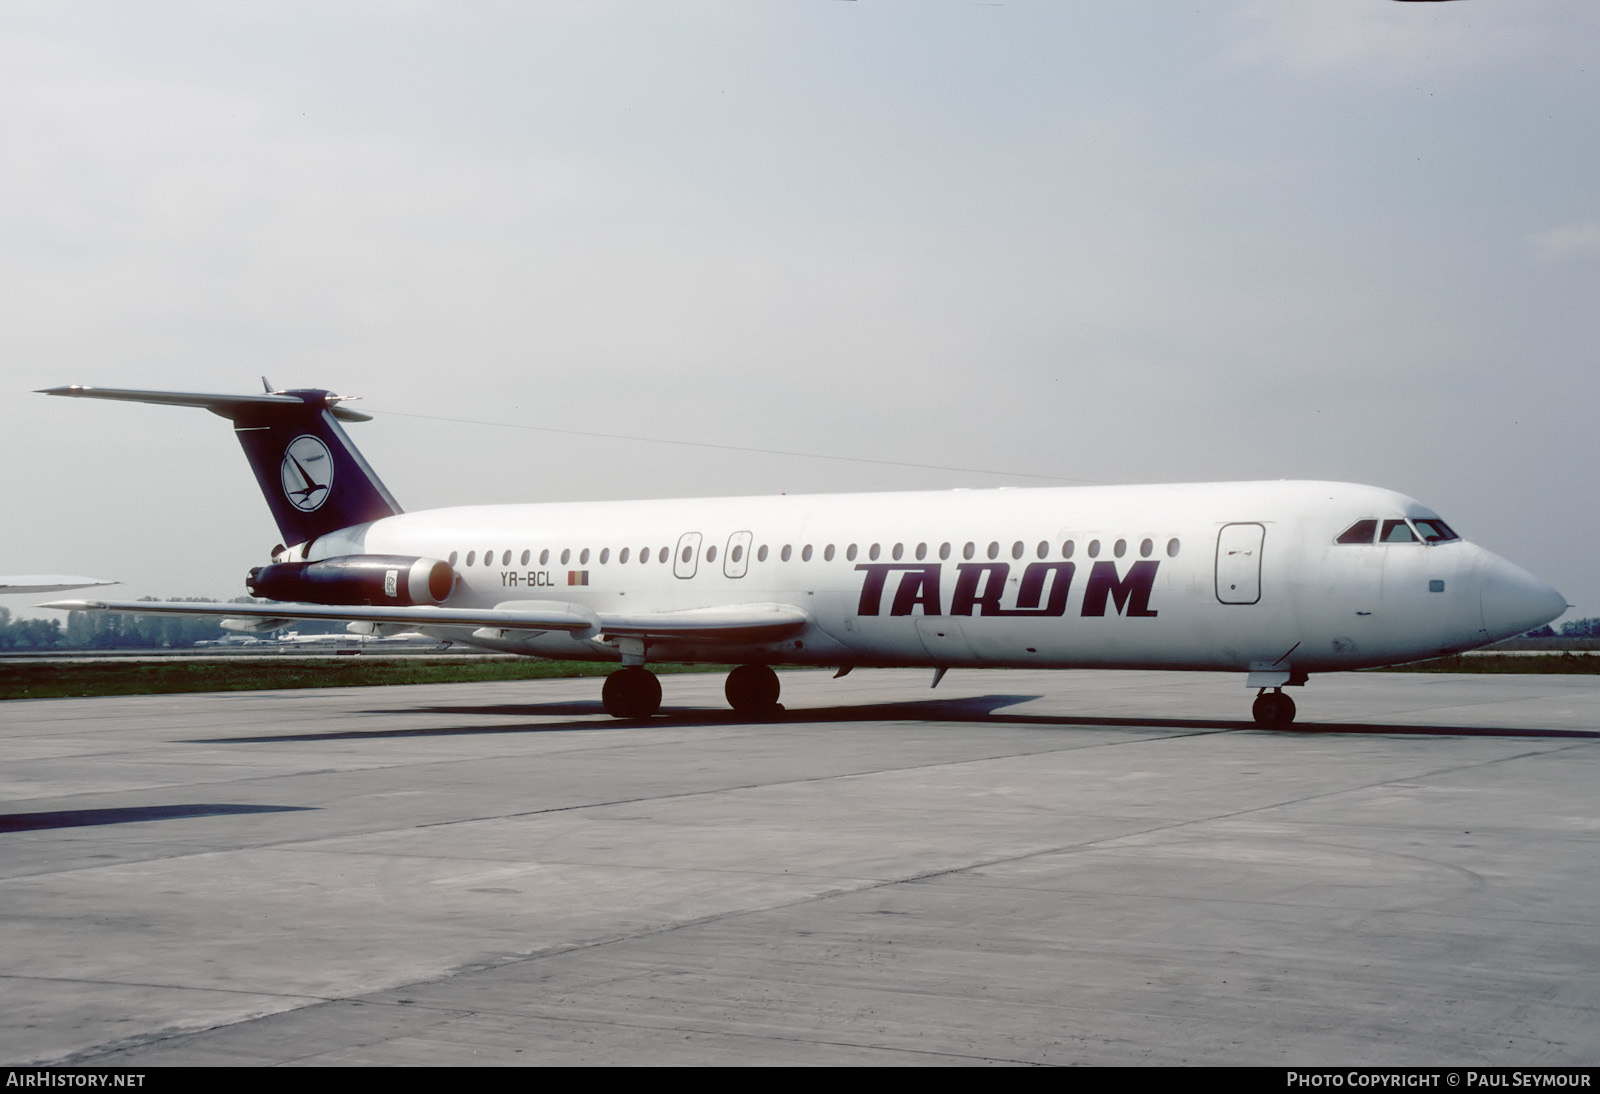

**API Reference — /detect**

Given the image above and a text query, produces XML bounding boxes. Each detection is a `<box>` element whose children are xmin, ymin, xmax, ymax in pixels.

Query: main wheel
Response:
<box><xmin>602</xmin><ymin>667</ymin><xmax>662</xmax><ymax>719</ymax></box>
<box><xmin>725</xmin><ymin>664</ymin><xmax>781</xmax><ymax>715</ymax></box>
<box><xmin>1251</xmin><ymin>691</ymin><xmax>1297</xmax><ymax>727</ymax></box>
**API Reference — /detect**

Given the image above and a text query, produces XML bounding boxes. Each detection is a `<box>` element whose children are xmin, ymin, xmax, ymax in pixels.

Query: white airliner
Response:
<box><xmin>39</xmin><ymin>384</ymin><xmax>1566</xmax><ymax>725</ymax></box>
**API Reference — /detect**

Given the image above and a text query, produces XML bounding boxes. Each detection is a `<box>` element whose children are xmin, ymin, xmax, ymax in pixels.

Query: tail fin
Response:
<box><xmin>38</xmin><ymin>384</ymin><xmax>401</xmax><ymax>545</ymax></box>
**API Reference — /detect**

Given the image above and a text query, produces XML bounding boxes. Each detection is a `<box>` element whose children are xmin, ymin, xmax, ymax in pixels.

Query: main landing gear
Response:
<box><xmin>1252</xmin><ymin>689</ymin><xmax>1297</xmax><ymax>727</ymax></box>
<box><xmin>601</xmin><ymin>666</ymin><xmax>661</xmax><ymax>719</ymax></box>
<box><xmin>599</xmin><ymin>663</ymin><xmax>783</xmax><ymax>719</ymax></box>
<box><xmin>725</xmin><ymin>663</ymin><xmax>781</xmax><ymax>715</ymax></box>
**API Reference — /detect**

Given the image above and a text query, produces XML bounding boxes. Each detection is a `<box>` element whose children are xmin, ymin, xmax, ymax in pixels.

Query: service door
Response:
<box><xmin>1216</xmin><ymin>523</ymin><xmax>1264</xmax><ymax>605</ymax></box>
<box><xmin>674</xmin><ymin>532</ymin><xmax>702</xmax><ymax>579</ymax></box>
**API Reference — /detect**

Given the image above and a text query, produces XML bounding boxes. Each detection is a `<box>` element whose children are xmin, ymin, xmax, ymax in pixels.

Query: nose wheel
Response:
<box><xmin>1252</xmin><ymin>689</ymin><xmax>1297</xmax><ymax>727</ymax></box>
<box><xmin>602</xmin><ymin>666</ymin><xmax>662</xmax><ymax>718</ymax></box>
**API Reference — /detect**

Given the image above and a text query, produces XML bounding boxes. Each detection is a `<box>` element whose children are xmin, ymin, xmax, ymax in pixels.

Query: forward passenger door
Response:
<box><xmin>1216</xmin><ymin>523</ymin><xmax>1264</xmax><ymax>604</ymax></box>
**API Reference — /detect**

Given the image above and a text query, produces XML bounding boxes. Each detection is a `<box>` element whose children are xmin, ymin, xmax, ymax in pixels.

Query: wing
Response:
<box><xmin>42</xmin><ymin>598</ymin><xmax>809</xmax><ymax>644</ymax></box>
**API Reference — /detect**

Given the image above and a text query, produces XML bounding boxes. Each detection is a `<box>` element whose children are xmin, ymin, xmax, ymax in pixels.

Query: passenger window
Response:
<box><xmin>560</xmin><ymin>549</ymin><xmax>571</xmax><ymax>565</ymax></box>
<box><xmin>782</xmin><ymin>545</ymin><xmax>792</xmax><ymax>562</ymax></box>
<box><xmin>1036</xmin><ymin>541</ymin><xmax>1048</xmax><ymax>560</ymax></box>
<box><xmin>1011</xmin><ymin>541</ymin><xmax>1024</xmax><ymax>560</ymax></box>
<box><xmin>448</xmin><ymin>551</ymin><xmax>459</xmax><ymax>566</ymax></box>
<box><xmin>1088</xmin><ymin>540</ymin><xmax>1100</xmax><ymax>558</ymax></box>
<box><xmin>892</xmin><ymin>543</ymin><xmax>903</xmax><ymax>560</ymax></box>
<box><xmin>620</xmin><ymin>547</ymin><xmax>630</xmax><ymax>564</ymax></box>
<box><xmin>540</xmin><ymin>549</ymin><xmax>550</xmax><ymax>566</ymax></box>
<box><xmin>1114</xmin><ymin>539</ymin><xmax>1126</xmax><ymax>558</ymax></box>
<box><xmin>1336</xmin><ymin>520</ymin><xmax>1378</xmax><ymax>545</ymax></box>
<box><xmin>706</xmin><ymin>545</ymin><xmax>717</xmax><ymax>563</ymax></box>
<box><xmin>1381</xmin><ymin>519</ymin><xmax>1418</xmax><ymax>544</ymax></box>
<box><xmin>987</xmin><ymin>541</ymin><xmax>1000</xmax><ymax>560</ymax></box>
<box><xmin>465</xmin><ymin>551</ymin><xmax>476</xmax><ymax>566</ymax></box>
<box><xmin>869</xmin><ymin>543</ymin><xmax>881</xmax><ymax>561</ymax></box>
<box><xmin>1167</xmin><ymin>538</ymin><xmax>1180</xmax><ymax>558</ymax></box>
<box><xmin>1140</xmin><ymin>539</ymin><xmax>1153</xmax><ymax>558</ymax></box>
<box><xmin>802</xmin><ymin>544</ymin><xmax>813</xmax><ymax>562</ymax></box>
<box><xmin>758</xmin><ymin>545</ymin><xmax>769</xmax><ymax>562</ymax></box>
<box><xmin>847</xmin><ymin>544</ymin><xmax>858</xmax><ymax>561</ymax></box>
<box><xmin>824</xmin><ymin>544</ymin><xmax>836</xmax><ymax>561</ymax></box>
<box><xmin>659</xmin><ymin>546</ymin><xmax>669</xmax><ymax>564</ymax></box>
<box><xmin>580</xmin><ymin>548</ymin><xmax>590</xmax><ymax>564</ymax></box>
<box><xmin>599</xmin><ymin>548</ymin><xmax>610</xmax><ymax>564</ymax></box>
<box><xmin>520</xmin><ymin>550</ymin><xmax>530</xmax><ymax>566</ymax></box>
<box><xmin>1062</xmin><ymin>541</ymin><xmax>1074</xmax><ymax>558</ymax></box>
<box><xmin>939</xmin><ymin>542</ymin><xmax>951</xmax><ymax>560</ymax></box>
<box><xmin>963</xmin><ymin>542</ymin><xmax>975</xmax><ymax>560</ymax></box>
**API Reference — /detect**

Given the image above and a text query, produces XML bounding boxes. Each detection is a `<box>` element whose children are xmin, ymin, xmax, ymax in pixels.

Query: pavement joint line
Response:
<box><xmin>814</xmin><ymin>737</ymin><xmax>1600</xmax><ymax>893</ymax></box>
<box><xmin>7</xmin><ymin>727</ymin><xmax>1571</xmax><ymax>886</ymax></box>
<box><xmin>158</xmin><ymin>994</ymin><xmax>1046</xmax><ymax>1069</ymax></box>
<box><xmin>912</xmin><ymin>876</ymin><xmax>1600</xmax><ymax>928</ymax></box>
<box><xmin>0</xmin><ymin>972</ymin><xmax>332</xmax><ymax>1002</ymax></box>
<box><xmin>0</xmin><ymin>733</ymin><xmax>1195</xmax><ymax>882</ymax></box>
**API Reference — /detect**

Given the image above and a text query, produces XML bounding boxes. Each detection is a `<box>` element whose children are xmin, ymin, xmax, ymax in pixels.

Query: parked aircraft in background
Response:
<box><xmin>38</xmin><ymin>383</ymin><xmax>1566</xmax><ymax>725</ymax></box>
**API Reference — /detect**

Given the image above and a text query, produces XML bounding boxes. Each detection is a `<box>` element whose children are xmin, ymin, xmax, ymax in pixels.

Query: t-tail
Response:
<box><xmin>37</xmin><ymin>382</ymin><xmax>401</xmax><ymax>546</ymax></box>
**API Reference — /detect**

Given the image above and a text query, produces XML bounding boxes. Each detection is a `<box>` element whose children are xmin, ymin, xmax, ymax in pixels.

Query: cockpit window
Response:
<box><xmin>1380</xmin><ymin>519</ymin><xmax>1418</xmax><ymax>543</ymax></box>
<box><xmin>1412</xmin><ymin>518</ymin><xmax>1459</xmax><ymax>544</ymax></box>
<box><xmin>1335</xmin><ymin>519</ymin><xmax>1377</xmax><ymax>544</ymax></box>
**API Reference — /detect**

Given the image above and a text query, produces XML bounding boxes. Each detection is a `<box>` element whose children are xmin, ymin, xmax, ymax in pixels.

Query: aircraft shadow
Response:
<box><xmin>0</xmin><ymin>803</ymin><xmax>314</xmax><ymax>833</ymax></box>
<box><xmin>180</xmin><ymin>693</ymin><xmax>1600</xmax><ymax>744</ymax></box>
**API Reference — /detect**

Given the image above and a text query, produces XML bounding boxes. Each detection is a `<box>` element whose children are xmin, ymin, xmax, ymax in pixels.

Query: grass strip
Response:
<box><xmin>1373</xmin><ymin>653</ymin><xmax>1600</xmax><ymax>675</ymax></box>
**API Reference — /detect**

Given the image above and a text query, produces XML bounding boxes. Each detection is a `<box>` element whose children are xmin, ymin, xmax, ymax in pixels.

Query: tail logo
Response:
<box><xmin>280</xmin><ymin>435</ymin><xmax>334</xmax><ymax>512</ymax></box>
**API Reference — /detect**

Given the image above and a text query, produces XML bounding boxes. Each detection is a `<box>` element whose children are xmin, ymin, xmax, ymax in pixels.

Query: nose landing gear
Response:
<box><xmin>1252</xmin><ymin>689</ymin><xmax>1297</xmax><ymax>727</ymax></box>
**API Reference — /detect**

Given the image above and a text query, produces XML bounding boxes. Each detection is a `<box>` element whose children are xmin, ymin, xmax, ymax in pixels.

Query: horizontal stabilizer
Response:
<box><xmin>40</xmin><ymin>383</ymin><xmax>398</xmax><ymax>544</ymax></box>
<box><xmin>0</xmin><ymin>576</ymin><xmax>117</xmax><ymax>595</ymax></box>
<box><xmin>36</xmin><ymin>385</ymin><xmax>373</xmax><ymax>422</ymax></box>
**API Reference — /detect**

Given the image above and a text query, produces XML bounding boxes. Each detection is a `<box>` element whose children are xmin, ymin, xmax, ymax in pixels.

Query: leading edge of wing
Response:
<box><xmin>41</xmin><ymin>599</ymin><xmax>810</xmax><ymax>642</ymax></box>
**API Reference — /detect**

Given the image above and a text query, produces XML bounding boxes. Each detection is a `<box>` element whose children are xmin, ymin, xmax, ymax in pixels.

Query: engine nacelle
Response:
<box><xmin>246</xmin><ymin>555</ymin><xmax>455</xmax><ymax>606</ymax></box>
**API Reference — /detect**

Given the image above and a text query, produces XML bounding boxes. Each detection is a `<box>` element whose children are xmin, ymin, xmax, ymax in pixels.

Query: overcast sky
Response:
<box><xmin>3</xmin><ymin>1</ymin><xmax>1595</xmax><ymax>622</ymax></box>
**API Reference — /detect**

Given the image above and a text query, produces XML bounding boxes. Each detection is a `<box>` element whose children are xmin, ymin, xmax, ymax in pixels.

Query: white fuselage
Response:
<box><xmin>293</xmin><ymin>480</ymin><xmax>1564</xmax><ymax>678</ymax></box>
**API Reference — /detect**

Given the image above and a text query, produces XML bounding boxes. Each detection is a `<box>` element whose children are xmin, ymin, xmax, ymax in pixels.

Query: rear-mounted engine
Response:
<box><xmin>246</xmin><ymin>555</ymin><xmax>455</xmax><ymax>606</ymax></box>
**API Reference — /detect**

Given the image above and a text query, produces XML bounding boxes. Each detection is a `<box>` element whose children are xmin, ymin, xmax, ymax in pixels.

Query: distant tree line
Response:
<box><xmin>0</xmin><ymin>599</ymin><xmax>347</xmax><ymax>649</ymax></box>
<box><xmin>1525</xmin><ymin>617</ymin><xmax>1600</xmax><ymax>639</ymax></box>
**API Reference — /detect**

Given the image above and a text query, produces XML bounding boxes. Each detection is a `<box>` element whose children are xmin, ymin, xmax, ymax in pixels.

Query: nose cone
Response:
<box><xmin>1479</xmin><ymin>552</ymin><xmax>1567</xmax><ymax>641</ymax></box>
